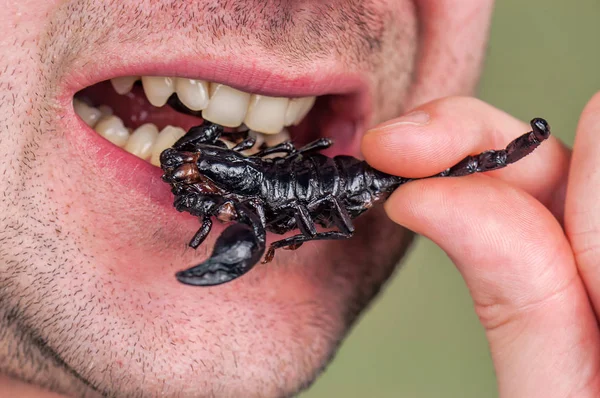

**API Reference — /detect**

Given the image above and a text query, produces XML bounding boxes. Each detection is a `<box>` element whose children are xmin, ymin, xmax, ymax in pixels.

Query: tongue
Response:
<box><xmin>78</xmin><ymin>81</ymin><xmax>206</xmax><ymax>132</ymax></box>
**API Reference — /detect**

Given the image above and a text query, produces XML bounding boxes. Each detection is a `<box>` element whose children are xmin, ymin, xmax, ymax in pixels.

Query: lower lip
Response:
<box><xmin>69</xmin><ymin>110</ymin><xmax>177</xmax><ymax>209</ymax></box>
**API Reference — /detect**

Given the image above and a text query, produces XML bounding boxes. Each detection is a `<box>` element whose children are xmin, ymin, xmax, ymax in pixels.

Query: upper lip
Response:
<box><xmin>60</xmin><ymin>50</ymin><xmax>372</xmax><ymax>120</ymax></box>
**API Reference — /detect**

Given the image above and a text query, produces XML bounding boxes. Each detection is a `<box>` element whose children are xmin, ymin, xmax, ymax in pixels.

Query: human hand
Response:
<box><xmin>362</xmin><ymin>95</ymin><xmax>600</xmax><ymax>397</ymax></box>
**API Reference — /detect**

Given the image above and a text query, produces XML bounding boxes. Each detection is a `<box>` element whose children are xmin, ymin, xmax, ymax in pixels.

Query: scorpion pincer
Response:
<box><xmin>160</xmin><ymin>118</ymin><xmax>551</xmax><ymax>287</ymax></box>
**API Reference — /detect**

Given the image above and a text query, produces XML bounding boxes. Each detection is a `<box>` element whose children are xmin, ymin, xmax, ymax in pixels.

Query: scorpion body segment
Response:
<box><xmin>161</xmin><ymin>118</ymin><xmax>551</xmax><ymax>287</ymax></box>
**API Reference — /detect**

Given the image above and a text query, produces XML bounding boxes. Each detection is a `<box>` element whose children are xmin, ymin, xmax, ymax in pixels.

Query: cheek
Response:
<box><xmin>362</xmin><ymin>0</ymin><xmax>419</xmax><ymax>126</ymax></box>
<box><xmin>399</xmin><ymin>0</ymin><xmax>493</xmax><ymax>107</ymax></box>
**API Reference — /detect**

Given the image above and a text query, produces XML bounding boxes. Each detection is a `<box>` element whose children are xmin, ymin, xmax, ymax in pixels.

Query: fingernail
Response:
<box><xmin>367</xmin><ymin>110</ymin><xmax>430</xmax><ymax>134</ymax></box>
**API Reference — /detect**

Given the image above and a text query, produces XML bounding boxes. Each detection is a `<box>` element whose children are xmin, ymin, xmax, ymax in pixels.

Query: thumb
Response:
<box><xmin>385</xmin><ymin>176</ymin><xmax>600</xmax><ymax>398</ymax></box>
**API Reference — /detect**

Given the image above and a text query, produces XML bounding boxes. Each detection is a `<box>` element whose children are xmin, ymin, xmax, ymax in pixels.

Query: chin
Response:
<box><xmin>38</xmin><ymin>202</ymin><xmax>411</xmax><ymax>396</ymax></box>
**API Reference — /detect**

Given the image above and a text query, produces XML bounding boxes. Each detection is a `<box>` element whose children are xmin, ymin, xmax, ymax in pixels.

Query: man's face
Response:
<box><xmin>0</xmin><ymin>1</ymin><xmax>492</xmax><ymax>396</ymax></box>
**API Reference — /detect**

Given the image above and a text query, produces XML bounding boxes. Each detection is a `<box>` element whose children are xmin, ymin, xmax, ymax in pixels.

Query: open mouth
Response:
<box><xmin>66</xmin><ymin>71</ymin><xmax>371</xmax><ymax>285</ymax></box>
<box><xmin>73</xmin><ymin>75</ymin><xmax>367</xmax><ymax>168</ymax></box>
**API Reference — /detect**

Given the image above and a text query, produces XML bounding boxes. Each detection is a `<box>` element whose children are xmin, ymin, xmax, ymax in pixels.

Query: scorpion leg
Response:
<box><xmin>176</xmin><ymin>203</ymin><xmax>266</xmax><ymax>287</ymax></box>
<box><xmin>284</xmin><ymin>138</ymin><xmax>333</xmax><ymax>159</ymax></box>
<box><xmin>252</xmin><ymin>141</ymin><xmax>297</xmax><ymax>158</ymax></box>
<box><xmin>173</xmin><ymin>121</ymin><xmax>225</xmax><ymax>151</ymax></box>
<box><xmin>167</xmin><ymin>94</ymin><xmax>203</xmax><ymax>118</ymax></box>
<box><xmin>243</xmin><ymin>199</ymin><xmax>267</xmax><ymax>226</ymax></box>
<box><xmin>252</xmin><ymin>138</ymin><xmax>333</xmax><ymax>159</ymax></box>
<box><xmin>434</xmin><ymin>118</ymin><xmax>551</xmax><ymax>177</ymax></box>
<box><xmin>264</xmin><ymin>198</ymin><xmax>354</xmax><ymax>263</ymax></box>
<box><xmin>295</xmin><ymin>205</ymin><xmax>317</xmax><ymax>237</ymax></box>
<box><xmin>256</xmin><ymin>205</ymin><xmax>316</xmax><ymax>255</ymax></box>
<box><xmin>330</xmin><ymin>198</ymin><xmax>354</xmax><ymax>234</ymax></box>
<box><xmin>308</xmin><ymin>196</ymin><xmax>355</xmax><ymax>234</ymax></box>
<box><xmin>232</xmin><ymin>136</ymin><xmax>257</xmax><ymax>152</ymax></box>
<box><xmin>263</xmin><ymin>231</ymin><xmax>352</xmax><ymax>263</ymax></box>
<box><xmin>189</xmin><ymin>217</ymin><xmax>212</xmax><ymax>249</ymax></box>
<box><xmin>281</xmin><ymin>205</ymin><xmax>318</xmax><ymax>252</ymax></box>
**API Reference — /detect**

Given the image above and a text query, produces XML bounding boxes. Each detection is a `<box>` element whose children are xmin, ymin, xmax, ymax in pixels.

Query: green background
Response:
<box><xmin>302</xmin><ymin>2</ymin><xmax>600</xmax><ymax>397</ymax></box>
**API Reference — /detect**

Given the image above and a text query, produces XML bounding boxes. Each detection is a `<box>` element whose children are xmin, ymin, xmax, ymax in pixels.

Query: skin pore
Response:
<box><xmin>0</xmin><ymin>1</ymin><xmax>493</xmax><ymax>397</ymax></box>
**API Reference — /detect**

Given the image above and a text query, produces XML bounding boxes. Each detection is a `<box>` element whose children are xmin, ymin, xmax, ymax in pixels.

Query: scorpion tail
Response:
<box><xmin>176</xmin><ymin>222</ymin><xmax>266</xmax><ymax>287</ymax></box>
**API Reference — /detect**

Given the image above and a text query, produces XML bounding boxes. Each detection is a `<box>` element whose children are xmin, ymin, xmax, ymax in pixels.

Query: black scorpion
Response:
<box><xmin>160</xmin><ymin>118</ymin><xmax>551</xmax><ymax>287</ymax></box>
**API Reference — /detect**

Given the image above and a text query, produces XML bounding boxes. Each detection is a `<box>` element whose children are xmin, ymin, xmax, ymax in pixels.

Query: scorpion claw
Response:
<box><xmin>176</xmin><ymin>222</ymin><xmax>266</xmax><ymax>287</ymax></box>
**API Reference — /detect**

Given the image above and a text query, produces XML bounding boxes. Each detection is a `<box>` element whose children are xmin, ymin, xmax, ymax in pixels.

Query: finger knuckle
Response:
<box><xmin>473</xmin><ymin>272</ymin><xmax>578</xmax><ymax>334</ymax></box>
<box><xmin>570</xmin><ymin>227</ymin><xmax>600</xmax><ymax>270</ymax></box>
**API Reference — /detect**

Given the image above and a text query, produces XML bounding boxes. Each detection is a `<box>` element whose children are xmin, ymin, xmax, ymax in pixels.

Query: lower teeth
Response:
<box><xmin>73</xmin><ymin>98</ymin><xmax>291</xmax><ymax>166</ymax></box>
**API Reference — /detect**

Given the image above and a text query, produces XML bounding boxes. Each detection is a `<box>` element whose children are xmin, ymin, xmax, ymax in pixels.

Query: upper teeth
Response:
<box><xmin>141</xmin><ymin>76</ymin><xmax>175</xmax><ymax>107</ymax></box>
<box><xmin>110</xmin><ymin>76</ymin><xmax>139</xmax><ymax>95</ymax></box>
<box><xmin>73</xmin><ymin>97</ymin><xmax>293</xmax><ymax>167</ymax></box>
<box><xmin>202</xmin><ymin>84</ymin><xmax>251</xmax><ymax>128</ymax></box>
<box><xmin>175</xmin><ymin>78</ymin><xmax>210</xmax><ymax>111</ymax></box>
<box><xmin>110</xmin><ymin>76</ymin><xmax>316</xmax><ymax>135</ymax></box>
<box><xmin>245</xmin><ymin>94</ymin><xmax>289</xmax><ymax>134</ymax></box>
